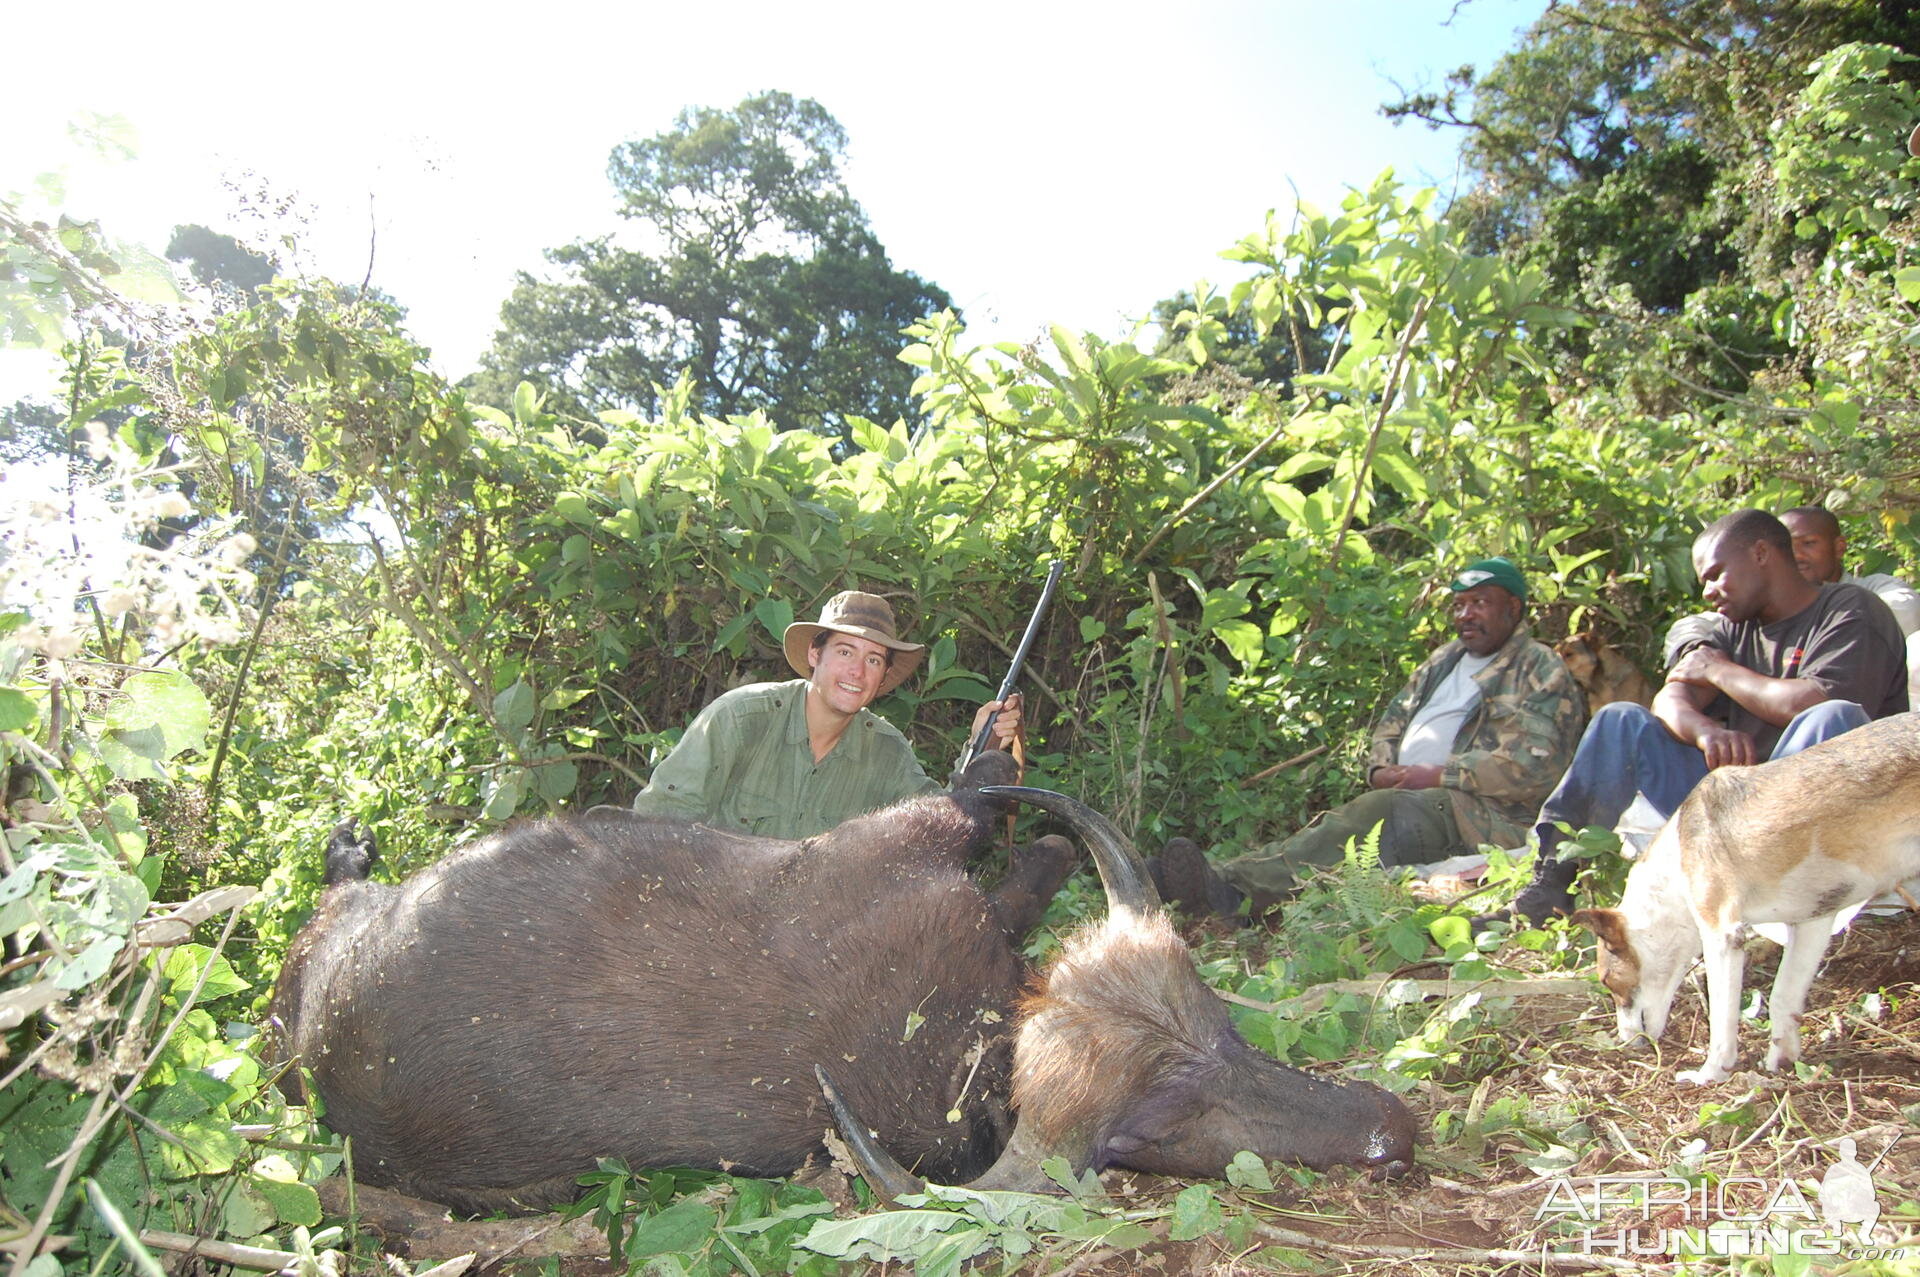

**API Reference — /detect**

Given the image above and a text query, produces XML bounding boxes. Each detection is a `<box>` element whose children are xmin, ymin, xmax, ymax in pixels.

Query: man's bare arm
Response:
<box><xmin>1666</xmin><ymin>646</ymin><xmax>1826</xmax><ymax>727</ymax></box>
<box><xmin>1654</xmin><ymin>674</ymin><xmax>1759</xmax><ymax>769</ymax></box>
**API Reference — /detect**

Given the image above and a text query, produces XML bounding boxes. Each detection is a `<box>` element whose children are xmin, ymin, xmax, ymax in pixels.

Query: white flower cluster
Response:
<box><xmin>0</xmin><ymin>449</ymin><xmax>259</xmax><ymax>665</ymax></box>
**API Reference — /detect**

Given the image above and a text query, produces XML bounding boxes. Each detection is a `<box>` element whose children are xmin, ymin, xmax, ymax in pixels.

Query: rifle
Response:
<box><xmin>958</xmin><ymin>558</ymin><xmax>1064</xmax><ymax>773</ymax></box>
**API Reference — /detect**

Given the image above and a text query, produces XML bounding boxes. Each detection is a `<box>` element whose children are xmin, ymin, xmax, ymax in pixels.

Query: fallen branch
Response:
<box><xmin>136</xmin><ymin>885</ymin><xmax>259</xmax><ymax>947</ymax></box>
<box><xmin>137</xmin><ymin>1231</ymin><xmax>304</xmax><ymax>1273</ymax></box>
<box><xmin>314</xmin><ymin>1179</ymin><xmax>608</xmax><ymax>1263</ymax></box>
<box><xmin>1218</xmin><ymin>972</ymin><xmax>1594</xmax><ymax>1018</ymax></box>
<box><xmin>1242</xmin><ymin>744</ymin><xmax>1329</xmax><ymax>786</ymax></box>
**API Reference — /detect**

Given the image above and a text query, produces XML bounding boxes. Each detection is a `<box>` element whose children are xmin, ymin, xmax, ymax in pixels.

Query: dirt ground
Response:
<box><xmin>375</xmin><ymin>911</ymin><xmax>1920</xmax><ymax>1276</ymax></box>
<box><xmin>1097</xmin><ymin>907</ymin><xmax>1920</xmax><ymax>1276</ymax></box>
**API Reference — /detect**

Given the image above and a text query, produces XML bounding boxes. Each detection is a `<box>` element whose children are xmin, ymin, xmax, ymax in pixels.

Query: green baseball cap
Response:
<box><xmin>1450</xmin><ymin>557</ymin><xmax>1527</xmax><ymax>600</ymax></box>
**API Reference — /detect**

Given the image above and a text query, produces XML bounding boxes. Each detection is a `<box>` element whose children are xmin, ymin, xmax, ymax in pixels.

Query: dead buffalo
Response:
<box><xmin>269</xmin><ymin>755</ymin><xmax>1416</xmax><ymax>1212</ymax></box>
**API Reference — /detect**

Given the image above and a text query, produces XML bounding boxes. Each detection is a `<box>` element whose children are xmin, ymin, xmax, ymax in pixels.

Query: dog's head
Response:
<box><xmin>1571</xmin><ymin>845</ymin><xmax>1699</xmax><ymax>1047</ymax></box>
<box><xmin>1571</xmin><ymin>906</ymin><xmax>1666</xmax><ymax>1044</ymax></box>
<box><xmin>1554</xmin><ymin>632</ymin><xmax>1601</xmax><ymax>683</ymax></box>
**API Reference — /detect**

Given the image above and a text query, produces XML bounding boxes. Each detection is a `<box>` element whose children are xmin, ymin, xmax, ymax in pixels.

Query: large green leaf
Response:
<box><xmin>1372</xmin><ymin>447</ymin><xmax>1429</xmax><ymax>501</ymax></box>
<box><xmin>1168</xmin><ymin>1183</ymin><xmax>1223</xmax><ymax>1240</ymax></box>
<box><xmin>753</xmin><ymin>597</ymin><xmax>794</xmax><ymax>643</ymax></box>
<box><xmin>0</xmin><ymin>852</ymin><xmax>52</xmax><ymax>905</ymax></box>
<box><xmin>534</xmin><ymin>758</ymin><xmax>578</xmax><ymax>802</ymax></box>
<box><xmin>482</xmin><ymin>769</ymin><xmax>530</xmax><ymax>821</ymax></box>
<box><xmin>48</xmin><ymin>934</ymin><xmax>124</xmax><ymax>989</ymax></box>
<box><xmin>624</xmin><ymin>1198</ymin><xmax>719</xmax><ymax>1260</ymax></box>
<box><xmin>1214</xmin><ymin>619</ymin><xmax>1265</xmax><ymax>670</ymax></box>
<box><xmin>163</xmin><ymin>945</ymin><xmax>252</xmax><ymax>1004</ymax></box>
<box><xmin>0</xmin><ymin>687</ymin><xmax>37</xmax><ymax>733</ymax></box>
<box><xmin>1225</xmin><ymin>1150</ymin><xmax>1275</xmax><ymax>1192</ymax></box>
<box><xmin>250</xmin><ymin>1174</ymin><xmax>322</xmax><ymax>1227</ymax></box>
<box><xmin>98</xmin><ymin>672</ymin><xmax>211</xmax><ymax>782</ymax></box>
<box><xmin>493</xmin><ymin>680</ymin><xmax>535</xmax><ymax>743</ymax></box>
<box><xmin>797</xmin><ymin>1209</ymin><xmax>982</xmax><ymax>1264</ymax></box>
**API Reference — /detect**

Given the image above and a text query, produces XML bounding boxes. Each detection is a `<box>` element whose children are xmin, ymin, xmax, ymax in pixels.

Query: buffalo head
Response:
<box><xmin>823</xmin><ymin>785</ymin><xmax>1419</xmax><ymax>1198</ymax></box>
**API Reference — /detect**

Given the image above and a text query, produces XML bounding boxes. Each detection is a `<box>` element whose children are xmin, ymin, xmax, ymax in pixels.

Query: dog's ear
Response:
<box><xmin>1570</xmin><ymin>907</ymin><xmax>1628</xmax><ymax>950</ymax></box>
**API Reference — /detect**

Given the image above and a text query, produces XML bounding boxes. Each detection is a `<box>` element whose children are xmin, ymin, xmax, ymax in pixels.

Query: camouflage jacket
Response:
<box><xmin>1366</xmin><ymin>626</ymin><xmax>1587</xmax><ymax>850</ymax></box>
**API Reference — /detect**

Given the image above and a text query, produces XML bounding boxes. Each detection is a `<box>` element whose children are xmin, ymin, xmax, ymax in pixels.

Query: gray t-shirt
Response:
<box><xmin>1695</xmin><ymin>582</ymin><xmax>1909</xmax><ymax>754</ymax></box>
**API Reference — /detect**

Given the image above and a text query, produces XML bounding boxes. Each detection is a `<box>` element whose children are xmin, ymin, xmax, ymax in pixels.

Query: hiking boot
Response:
<box><xmin>1156</xmin><ymin>837</ymin><xmax>1246</xmax><ymax>919</ymax></box>
<box><xmin>1477</xmin><ymin>853</ymin><xmax>1577</xmax><ymax>929</ymax></box>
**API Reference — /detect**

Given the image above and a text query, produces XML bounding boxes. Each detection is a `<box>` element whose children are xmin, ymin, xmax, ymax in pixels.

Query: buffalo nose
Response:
<box><xmin>1361</xmin><ymin>1089</ymin><xmax>1419</xmax><ymax>1176</ymax></box>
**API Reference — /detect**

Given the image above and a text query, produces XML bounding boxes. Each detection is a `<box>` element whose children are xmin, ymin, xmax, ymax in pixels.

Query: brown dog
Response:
<box><xmin>1555</xmin><ymin>631</ymin><xmax>1655</xmax><ymax>716</ymax></box>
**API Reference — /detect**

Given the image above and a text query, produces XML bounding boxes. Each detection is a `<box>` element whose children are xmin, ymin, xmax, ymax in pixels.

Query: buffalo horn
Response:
<box><xmin>818</xmin><ymin>786</ymin><xmax>1161</xmax><ymax>1202</ymax></box>
<box><xmin>977</xmin><ymin>785</ymin><xmax>1159</xmax><ymax>918</ymax></box>
<box><xmin>815</xmin><ymin>1065</ymin><xmax>1057</xmax><ymax>1201</ymax></box>
<box><xmin>814</xmin><ymin>1065</ymin><xmax>925</xmax><ymax>1204</ymax></box>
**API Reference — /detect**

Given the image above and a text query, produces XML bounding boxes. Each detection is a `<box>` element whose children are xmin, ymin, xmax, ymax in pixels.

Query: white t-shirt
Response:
<box><xmin>1850</xmin><ymin>572</ymin><xmax>1920</xmax><ymax>635</ymax></box>
<box><xmin>1397</xmin><ymin>651</ymin><xmax>1494</xmax><ymax>768</ymax></box>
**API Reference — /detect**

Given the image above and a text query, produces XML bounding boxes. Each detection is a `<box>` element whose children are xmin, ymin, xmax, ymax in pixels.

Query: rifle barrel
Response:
<box><xmin>961</xmin><ymin>559</ymin><xmax>1065</xmax><ymax>768</ymax></box>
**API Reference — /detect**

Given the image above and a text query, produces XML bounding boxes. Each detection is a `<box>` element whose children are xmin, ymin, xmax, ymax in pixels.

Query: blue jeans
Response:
<box><xmin>1532</xmin><ymin>700</ymin><xmax>1870</xmax><ymax>862</ymax></box>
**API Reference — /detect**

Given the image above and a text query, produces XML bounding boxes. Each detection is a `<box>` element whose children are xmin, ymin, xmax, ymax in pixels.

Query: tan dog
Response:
<box><xmin>1555</xmin><ymin>631</ymin><xmax>1656</xmax><ymax>715</ymax></box>
<box><xmin>1574</xmin><ymin>712</ymin><xmax>1920</xmax><ymax>1085</ymax></box>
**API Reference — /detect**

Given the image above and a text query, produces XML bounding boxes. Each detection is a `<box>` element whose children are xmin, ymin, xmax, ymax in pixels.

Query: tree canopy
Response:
<box><xmin>1386</xmin><ymin>0</ymin><xmax>1920</xmax><ymax>401</ymax></box>
<box><xmin>469</xmin><ymin>91</ymin><xmax>952</xmax><ymax>443</ymax></box>
<box><xmin>165</xmin><ymin>223</ymin><xmax>276</xmax><ymax>297</ymax></box>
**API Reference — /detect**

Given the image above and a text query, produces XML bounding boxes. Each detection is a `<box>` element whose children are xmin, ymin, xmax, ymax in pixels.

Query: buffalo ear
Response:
<box><xmin>1570</xmin><ymin>907</ymin><xmax>1628</xmax><ymax>950</ymax></box>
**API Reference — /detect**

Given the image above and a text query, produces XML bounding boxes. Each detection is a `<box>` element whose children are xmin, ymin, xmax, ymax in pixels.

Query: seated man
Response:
<box><xmin>1662</xmin><ymin>505</ymin><xmax>1920</xmax><ymax>698</ymax></box>
<box><xmin>1781</xmin><ymin>504</ymin><xmax>1920</xmax><ymax>703</ymax></box>
<box><xmin>1158</xmin><ymin>558</ymin><xmax>1586</xmax><ymax>917</ymax></box>
<box><xmin>630</xmin><ymin>590</ymin><xmax>1019</xmax><ymax>839</ymax></box>
<box><xmin>1501</xmin><ymin>509</ymin><xmax>1910</xmax><ymax>925</ymax></box>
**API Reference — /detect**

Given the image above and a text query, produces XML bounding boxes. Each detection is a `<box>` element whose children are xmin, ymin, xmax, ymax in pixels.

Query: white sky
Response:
<box><xmin>7</xmin><ymin>0</ymin><xmax>1545</xmax><ymax>395</ymax></box>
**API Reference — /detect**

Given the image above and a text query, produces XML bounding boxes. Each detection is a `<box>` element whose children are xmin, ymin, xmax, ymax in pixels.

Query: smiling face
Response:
<box><xmin>1450</xmin><ymin>584</ymin><xmax>1524</xmax><ymax>657</ymax></box>
<box><xmin>805</xmin><ymin>630</ymin><xmax>892</xmax><ymax>716</ymax></box>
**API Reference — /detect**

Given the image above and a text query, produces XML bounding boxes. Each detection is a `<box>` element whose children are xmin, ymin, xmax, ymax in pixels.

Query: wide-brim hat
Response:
<box><xmin>782</xmin><ymin>590</ymin><xmax>925</xmax><ymax>696</ymax></box>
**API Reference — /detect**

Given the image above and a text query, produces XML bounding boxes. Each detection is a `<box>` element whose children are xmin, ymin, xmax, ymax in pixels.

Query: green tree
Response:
<box><xmin>1385</xmin><ymin>0</ymin><xmax>1919</xmax><ymax>402</ymax></box>
<box><xmin>470</xmin><ymin>92</ymin><xmax>952</xmax><ymax>444</ymax></box>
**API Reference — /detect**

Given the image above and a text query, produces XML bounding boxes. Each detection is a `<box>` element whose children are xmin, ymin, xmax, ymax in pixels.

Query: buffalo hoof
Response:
<box><xmin>955</xmin><ymin>749</ymin><xmax>1021</xmax><ymax>795</ymax></box>
<box><xmin>323</xmin><ymin>821</ymin><xmax>377</xmax><ymax>885</ymax></box>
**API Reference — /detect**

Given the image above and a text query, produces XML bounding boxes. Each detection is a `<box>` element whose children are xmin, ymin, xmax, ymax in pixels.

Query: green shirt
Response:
<box><xmin>629</xmin><ymin>679</ymin><xmax>942</xmax><ymax>839</ymax></box>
